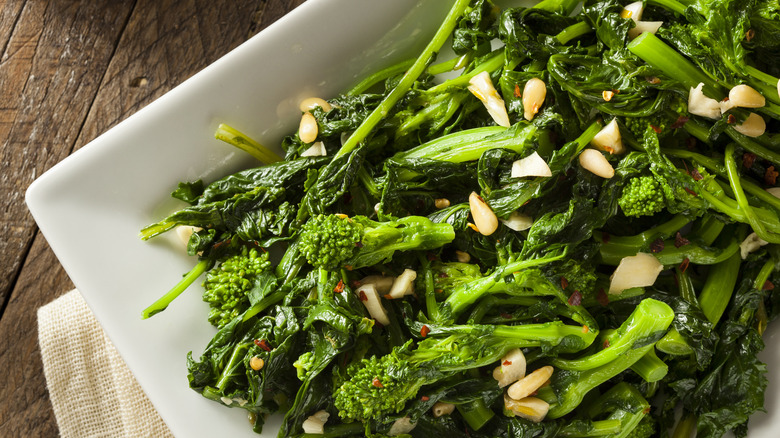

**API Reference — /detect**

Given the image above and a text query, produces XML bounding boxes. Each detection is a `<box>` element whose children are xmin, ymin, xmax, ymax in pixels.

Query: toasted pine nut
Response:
<box><xmin>507</xmin><ymin>366</ymin><xmax>554</xmax><ymax>400</ymax></box>
<box><xmin>455</xmin><ymin>250</ymin><xmax>471</xmax><ymax>263</ymax></box>
<box><xmin>299</xmin><ymin>97</ymin><xmax>332</xmax><ymax>112</ymax></box>
<box><xmin>522</xmin><ymin>78</ymin><xmax>546</xmax><ymax>121</ymax></box>
<box><xmin>504</xmin><ymin>394</ymin><xmax>550</xmax><ymax>423</ymax></box>
<box><xmin>734</xmin><ymin>113</ymin><xmax>766</xmax><ymax>137</ymax></box>
<box><xmin>434</xmin><ymin>198</ymin><xmax>451</xmax><ymax>209</ymax></box>
<box><xmin>432</xmin><ymin>402</ymin><xmax>455</xmax><ymax>418</ymax></box>
<box><xmin>299</xmin><ymin>112</ymin><xmax>318</xmax><ymax>143</ymax></box>
<box><xmin>579</xmin><ymin>149</ymin><xmax>615</xmax><ymax>179</ymax></box>
<box><xmin>469</xmin><ymin>192</ymin><xmax>498</xmax><ymax>236</ymax></box>
<box><xmin>492</xmin><ymin>348</ymin><xmax>526</xmax><ymax>388</ymax></box>
<box><xmin>249</xmin><ymin>356</ymin><xmax>265</xmax><ymax>371</ymax></box>
<box><xmin>729</xmin><ymin>84</ymin><xmax>765</xmax><ymax>108</ymax></box>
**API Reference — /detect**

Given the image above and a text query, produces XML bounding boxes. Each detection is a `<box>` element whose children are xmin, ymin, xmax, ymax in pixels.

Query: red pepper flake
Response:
<box><xmin>691</xmin><ymin>168</ymin><xmax>703</xmax><ymax>181</ymax></box>
<box><xmin>596</xmin><ymin>289</ymin><xmax>610</xmax><ymax>307</ymax></box>
<box><xmin>582</xmin><ymin>325</ymin><xmax>590</xmax><ymax>334</ymax></box>
<box><xmin>766</xmin><ymin>166</ymin><xmax>779</xmax><ymax>185</ymax></box>
<box><xmin>679</xmin><ymin>257</ymin><xmax>690</xmax><ymax>273</ymax></box>
<box><xmin>427</xmin><ymin>253</ymin><xmax>437</xmax><ymax>261</ymax></box>
<box><xmin>674</xmin><ymin>232</ymin><xmax>690</xmax><ymax>248</ymax></box>
<box><xmin>383</xmin><ymin>294</ymin><xmax>393</xmax><ymax>300</ymax></box>
<box><xmin>684</xmin><ymin>187</ymin><xmax>698</xmax><ymax>197</ymax></box>
<box><xmin>438</xmin><ymin>272</ymin><xmax>449</xmax><ymax>278</ymax></box>
<box><xmin>503</xmin><ymin>360</ymin><xmax>513</xmax><ymax>366</ymax></box>
<box><xmin>514</xmin><ymin>83</ymin><xmax>522</xmax><ymax>98</ymax></box>
<box><xmin>603</xmin><ymin>339</ymin><xmax>610</xmax><ymax>349</ymax></box>
<box><xmin>686</xmin><ymin>137</ymin><xmax>697</xmax><ymax>150</ymax></box>
<box><xmin>334</xmin><ymin>279</ymin><xmax>344</xmax><ymax>293</ymax></box>
<box><xmin>763</xmin><ymin>281</ymin><xmax>775</xmax><ymax>291</ymax></box>
<box><xmin>421</xmin><ymin>396</ymin><xmax>430</xmax><ymax>402</ymax></box>
<box><xmin>643</xmin><ymin>407</ymin><xmax>651</xmax><ymax>415</ymax></box>
<box><xmin>746</xmin><ymin>28</ymin><xmax>755</xmax><ymax>42</ymax></box>
<box><xmin>344</xmin><ymin>265</ymin><xmax>353</xmax><ymax>271</ymax></box>
<box><xmin>567</xmin><ymin>290</ymin><xmax>583</xmax><ymax>306</ymax></box>
<box><xmin>254</xmin><ymin>339</ymin><xmax>272</xmax><ymax>351</ymax></box>
<box><xmin>650</xmin><ymin>238</ymin><xmax>665</xmax><ymax>253</ymax></box>
<box><xmin>350</xmin><ymin>280</ymin><xmax>361</xmax><ymax>288</ymax></box>
<box><xmin>727</xmin><ymin>114</ymin><xmax>736</xmax><ymax>124</ymax></box>
<box><xmin>435</xmin><ymin>288</ymin><xmax>444</xmax><ymax>294</ymax></box>
<box><xmin>743</xmin><ymin>152</ymin><xmax>757</xmax><ymax>169</ymax></box>
<box><xmin>372</xmin><ymin>378</ymin><xmax>384</xmax><ymax>388</ymax></box>
<box><xmin>650</xmin><ymin>124</ymin><xmax>662</xmax><ymax>134</ymax></box>
<box><xmin>500</xmin><ymin>312</ymin><xmax>513</xmax><ymax>319</ymax></box>
<box><xmin>670</xmin><ymin>116</ymin><xmax>689</xmax><ymax>130</ymax></box>
<box><xmin>358</xmin><ymin>290</ymin><xmax>368</xmax><ymax>301</ymax></box>
<box><xmin>420</xmin><ymin>325</ymin><xmax>430</xmax><ymax>338</ymax></box>
<box><xmin>354</xmin><ymin>241</ymin><xmax>364</xmax><ymax>248</ymax></box>
<box><xmin>602</xmin><ymin>232</ymin><xmax>611</xmax><ymax>244</ymax></box>
<box><xmin>560</xmin><ymin>277</ymin><xmax>569</xmax><ymax>290</ymax></box>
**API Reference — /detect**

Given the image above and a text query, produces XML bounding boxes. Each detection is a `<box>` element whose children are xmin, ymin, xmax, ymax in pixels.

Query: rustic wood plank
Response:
<box><xmin>1</xmin><ymin>0</ymin><xmax>308</xmax><ymax>435</ymax></box>
<box><xmin>0</xmin><ymin>0</ymin><xmax>135</xmax><ymax>312</ymax></box>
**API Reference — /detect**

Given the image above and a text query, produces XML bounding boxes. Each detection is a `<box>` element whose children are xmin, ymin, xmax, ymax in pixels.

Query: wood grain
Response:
<box><xmin>0</xmin><ymin>1</ymin><xmax>304</xmax><ymax>435</ymax></box>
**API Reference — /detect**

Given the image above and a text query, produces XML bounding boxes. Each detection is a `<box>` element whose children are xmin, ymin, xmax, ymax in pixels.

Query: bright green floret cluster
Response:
<box><xmin>298</xmin><ymin>214</ymin><xmax>362</xmax><ymax>270</ymax></box>
<box><xmin>202</xmin><ymin>246</ymin><xmax>271</xmax><ymax>327</ymax></box>
<box><xmin>619</xmin><ymin>176</ymin><xmax>666</xmax><ymax>218</ymax></box>
<box><xmin>334</xmin><ymin>354</ymin><xmax>416</xmax><ymax>422</ymax></box>
<box><xmin>293</xmin><ymin>352</ymin><xmax>315</xmax><ymax>381</ymax></box>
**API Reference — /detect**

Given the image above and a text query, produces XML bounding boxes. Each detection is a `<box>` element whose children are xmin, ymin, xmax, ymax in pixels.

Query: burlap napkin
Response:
<box><xmin>38</xmin><ymin>289</ymin><xmax>174</xmax><ymax>438</ymax></box>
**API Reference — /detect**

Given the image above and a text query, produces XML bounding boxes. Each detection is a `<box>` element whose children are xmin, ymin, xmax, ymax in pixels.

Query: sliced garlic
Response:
<box><xmin>733</xmin><ymin>113</ymin><xmax>766</xmax><ymax>137</ymax></box>
<box><xmin>511</xmin><ymin>152</ymin><xmax>553</xmax><ymax>178</ymax></box>
<box><xmin>356</xmin><ymin>284</ymin><xmax>390</xmax><ymax>325</ymax></box>
<box><xmin>469</xmin><ymin>191</ymin><xmax>499</xmax><ymax>236</ymax></box>
<box><xmin>358</xmin><ymin>275</ymin><xmax>395</xmax><ymax>294</ymax></box>
<box><xmin>302</xmin><ymin>410</ymin><xmax>329</xmax><ymax>434</ymax></box>
<box><xmin>387</xmin><ymin>269</ymin><xmax>417</xmax><ymax>299</ymax></box>
<box><xmin>522</xmin><ymin>78</ymin><xmax>547</xmax><ymax>121</ymax></box>
<box><xmin>579</xmin><ymin>149</ymin><xmax>615</xmax><ymax>179</ymax></box>
<box><xmin>766</xmin><ymin>187</ymin><xmax>780</xmax><ymax>199</ymax></box>
<box><xmin>501</xmin><ymin>211</ymin><xmax>534</xmax><ymax>232</ymax></box>
<box><xmin>504</xmin><ymin>394</ymin><xmax>550</xmax><ymax>423</ymax></box>
<box><xmin>492</xmin><ymin>348</ymin><xmax>527</xmax><ymax>388</ymax></box>
<box><xmin>729</xmin><ymin>84</ymin><xmax>765</xmax><ymax>108</ymax></box>
<box><xmin>300</xmin><ymin>141</ymin><xmax>327</xmax><ymax>157</ymax></box>
<box><xmin>620</xmin><ymin>1</ymin><xmax>644</xmax><ymax>22</ymax></box>
<box><xmin>740</xmin><ymin>232</ymin><xmax>769</xmax><ymax>259</ymax></box>
<box><xmin>688</xmin><ymin>83</ymin><xmax>721</xmax><ymax>120</ymax></box>
<box><xmin>591</xmin><ymin>119</ymin><xmax>625</xmax><ymax>154</ymax></box>
<box><xmin>628</xmin><ymin>21</ymin><xmax>663</xmax><ymax>40</ymax></box>
<box><xmin>468</xmin><ymin>71</ymin><xmax>511</xmax><ymax>128</ymax></box>
<box><xmin>388</xmin><ymin>417</ymin><xmax>416</xmax><ymax>436</ymax></box>
<box><xmin>175</xmin><ymin>225</ymin><xmax>201</xmax><ymax>247</ymax></box>
<box><xmin>608</xmin><ymin>252</ymin><xmax>664</xmax><ymax>294</ymax></box>
<box><xmin>455</xmin><ymin>250</ymin><xmax>471</xmax><ymax>263</ymax></box>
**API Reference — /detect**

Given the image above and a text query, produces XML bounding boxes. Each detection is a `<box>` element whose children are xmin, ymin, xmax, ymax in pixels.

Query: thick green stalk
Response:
<box><xmin>630</xmin><ymin>348</ymin><xmax>668</xmax><ymax>382</ymax></box>
<box><xmin>456</xmin><ymin>399</ymin><xmax>494</xmax><ymax>431</ymax></box>
<box><xmin>142</xmin><ymin>259</ymin><xmax>212</xmax><ymax>318</ymax></box>
<box><xmin>560</xmin><ymin>420</ymin><xmax>622</xmax><ymax>437</ymax></box>
<box><xmin>725</xmin><ymin>143</ymin><xmax>779</xmax><ymax>242</ymax></box>
<box><xmin>656</xmin><ymin>327</ymin><xmax>694</xmax><ymax>355</ymax></box>
<box><xmin>556</xmin><ymin>21</ymin><xmax>592</xmax><ymax>45</ymax></box>
<box><xmin>335</xmin><ymin>0</ymin><xmax>471</xmax><ymax>159</ymax></box>
<box><xmin>647</xmin><ymin>0</ymin><xmax>688</xmax><ymax>15</ymax></box>
<box><xmin>425</xmin><ymin>50</ymin><xmax>505</xmax><ymax>95</ymax></box>
<box><xmin>698</xmin><ymin>251</ymin><xmax>741</xmax><ymax>324</ymax></box>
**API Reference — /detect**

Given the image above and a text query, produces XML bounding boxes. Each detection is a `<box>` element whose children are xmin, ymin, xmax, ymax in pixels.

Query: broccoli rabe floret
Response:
<box><xmin>626</xmin><ymin>416</ymin><xmax>656</xmax><ymax>438</ymax></box>
<box><xmin>334</xmin><ymin>353</ymin><xmax>415</xmax><ymax>423</ymax></box>
<box><xmin>618</xmin><ymin>176</ymin><xmax>666</xmax><ymax>217</ymax></box>
<box><xmin>202</xmin><ymin>246</ymin><xmax>271</xmax><ymax>327</ymax></box>
<box><xmin>293</xmin><ymin>351</ymin><xmax>315</xmax><ymax>381</ymax></box>
<box><xmin>298</xmin><ymin>214</ymin><xmax>455</xmax><ymax>270</ymax></box>
<box><xmin>623</xmin><ymin>98</ymin><xmax>687</xmax><ymax>139</ymax></box>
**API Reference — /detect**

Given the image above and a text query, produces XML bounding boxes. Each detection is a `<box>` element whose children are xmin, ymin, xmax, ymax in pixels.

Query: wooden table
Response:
<box><xmin>0</xmin><ymin>1</ymin><xmax>303</xmax><ymax>435</ymax></box>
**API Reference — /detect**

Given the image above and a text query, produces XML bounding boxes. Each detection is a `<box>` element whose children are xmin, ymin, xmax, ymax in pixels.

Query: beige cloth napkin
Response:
<box><xmin>38</xmin><ymin>289</ymin><xmax>174</xmax><ymax>438</ymax></box>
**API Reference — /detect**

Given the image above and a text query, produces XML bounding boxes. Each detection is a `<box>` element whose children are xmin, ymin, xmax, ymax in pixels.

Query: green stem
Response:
<box><xmin>425</xmin><ymin>50</ymin><xmax>505</xmax><ymax>95</ymax></box>
<box><xmin>456</xmin><ymin>399</ymin><xmax>494</xmax><ymax>431</ymax></box>
<box><xmin>214</xmin><ymin>123</ymin><xmax>283</xmax><ymax>164</ymax></box>
<box><xmin>647</xmin><ymin>0</ymin><xmax>688</xmax><ymax>15</ymax></box>
<box><xmin>672</xmin><ymin>412</ymin><xmax>697</xmax><ymax>438</ymax></box>
<box><xmin>630</xmin><ymin>348</ymin><xmax>668</xmax><ymax>382</ymax></box>
<box><xmin>560</xmin><ymin>420</ymin><xmax>622</xmax><ymax>437</ymax></box>
<box><xmin>727</xmin><ymin>127</ymin><xmax>780</xmax><ymax>166</ymax></box>
<box><xmin>725</xmin><ymin>143</ymin><xmax>778</xmax><ymax>242</ymax></box>
<box><xmin>556</xmin><ymin>21</ymin><xmax>592</xmax><ymax>45</ymax></box>
<box><xmin>699</xmin><ymin>250</ymin><xmax>741</xmax><ymax>324</ymax></box>
<box><xmin>656</xmin><ymin>328</ymin><xmax>694</xmax><ymax>355</ymax></box>
<box><xmin>142</xmin><ymin>259</ymin><xmax>212</xmax><ymax>318</ymax></box>
<box><xmin>335</xmin><ymin>0</ymin><xmax>471</xmax><ymax>159</ymax></box>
